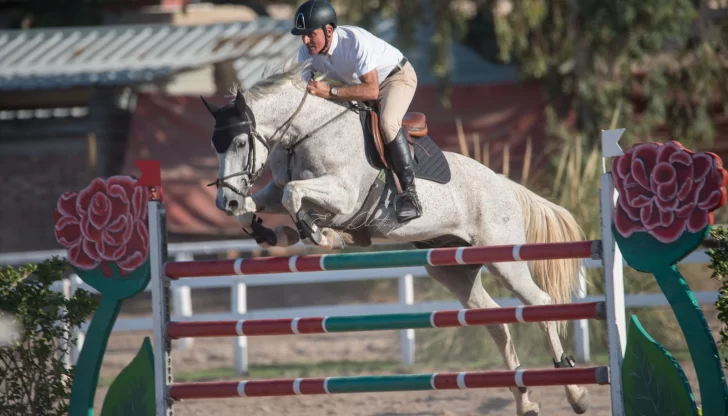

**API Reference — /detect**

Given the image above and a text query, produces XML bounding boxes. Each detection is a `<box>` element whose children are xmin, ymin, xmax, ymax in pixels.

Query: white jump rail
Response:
<box><xmin>0</xmin><ymin>238</ymin><xmax>267</xmax><ymax>265</ymax></box>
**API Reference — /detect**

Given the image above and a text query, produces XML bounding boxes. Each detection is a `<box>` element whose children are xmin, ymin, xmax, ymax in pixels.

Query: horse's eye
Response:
<box><xmin>236</xmin><ymin>140</ymin><xmax>246</xmax><ymax>149</ymax></box>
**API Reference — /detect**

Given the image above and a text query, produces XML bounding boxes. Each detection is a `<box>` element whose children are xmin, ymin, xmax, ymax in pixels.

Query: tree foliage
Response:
<box><xmin>490</xmin><ymin>0</ymin><xmax>728</xmax><ymax>149</ymax></box>
<box><xmin>0</xmin><ymin>258</ymin><xmax>98</xmax><ymax>416</ymax></box>
<box><xmin>709</xmin><ymin>226</ymin><xmax>728</xmax><ymax>369</ymax></box>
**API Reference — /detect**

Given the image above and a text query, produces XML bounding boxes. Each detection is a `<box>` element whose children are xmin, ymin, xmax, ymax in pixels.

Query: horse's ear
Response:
<box><xmin>234</xmin><ymin>89</ymin><xmax>246</xmax><ymax>114</ymax></box>
<box><xmin>200</xmin><ymin>96</ymin><xmax>219</xmax><ymax>115</ymax></box>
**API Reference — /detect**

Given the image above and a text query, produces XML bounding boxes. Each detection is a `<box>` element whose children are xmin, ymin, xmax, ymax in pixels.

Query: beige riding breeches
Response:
<box><xmin>377</xmin><ymin>61</ymin><xmax>418</xmax><ymax>143</ymax></box>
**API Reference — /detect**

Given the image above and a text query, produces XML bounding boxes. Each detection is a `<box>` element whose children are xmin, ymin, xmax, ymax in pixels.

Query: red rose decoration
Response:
<box><xmin>612</xmin><ymin>141</ymin><xmax>728</xmax><ymax>243</ymax></box>
<box><xmin>53</xmin><ymin>176</ymin><xmax>151</xmax><ymax>276</ymax></box>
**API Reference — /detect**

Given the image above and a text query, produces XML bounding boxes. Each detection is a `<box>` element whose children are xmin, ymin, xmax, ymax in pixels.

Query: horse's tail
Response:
<box><xmin>501</xmin><ymin>176</ymin><xmax>585</xmax><ymax>336</ymax></box>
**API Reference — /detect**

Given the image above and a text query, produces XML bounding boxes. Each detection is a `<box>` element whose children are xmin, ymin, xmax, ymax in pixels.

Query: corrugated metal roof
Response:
<box><xmin>0</xmin><ymin>17</ymin><xmax>518</xmax><ymax>91</ymax></box>
<box><xmin>0</xmin><ymin>18</ymin><xmax>299</xmax><ymax>91</ymax></box>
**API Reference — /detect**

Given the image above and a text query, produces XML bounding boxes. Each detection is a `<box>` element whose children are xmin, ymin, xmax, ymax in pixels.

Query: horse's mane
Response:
<box><xmin>228</xmin><ymin>58</ymin><xmax>351</xmax><ymax>116</ymax></box>
<box><xmin>230</xmin><ymin>58</ymin><xmax>312</xmax><ymax>101</ymax></box>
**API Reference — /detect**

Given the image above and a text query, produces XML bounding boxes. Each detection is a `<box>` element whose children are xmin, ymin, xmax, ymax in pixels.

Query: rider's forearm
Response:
<box><xmin>333</xmin><ymin>83</ymin><xmax>379</xmax><ymax>101</ymax></box>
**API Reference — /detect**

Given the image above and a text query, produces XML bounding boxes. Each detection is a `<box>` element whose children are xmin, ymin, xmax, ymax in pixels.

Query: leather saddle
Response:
<box><xmin>357</xmin><ymin>103</ymin><xmax>451</xmax><ymax>187</ymax></box>
<box><xmin>367</xmin><ymin>108</ymin><xmax>427</xmax><ymax>170</ymax></box>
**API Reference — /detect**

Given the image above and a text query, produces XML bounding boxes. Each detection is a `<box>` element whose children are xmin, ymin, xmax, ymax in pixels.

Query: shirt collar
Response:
<box><xmin>326</xmin><ymin>28</ymin><xmax>339</xmax><ymax>56</ymax></box>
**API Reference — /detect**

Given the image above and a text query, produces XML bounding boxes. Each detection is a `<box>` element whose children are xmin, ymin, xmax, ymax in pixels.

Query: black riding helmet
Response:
<box><xmin>290</xmin><ymin>0</ymin><xmax>337</xmax><ymax>36</ymax></box>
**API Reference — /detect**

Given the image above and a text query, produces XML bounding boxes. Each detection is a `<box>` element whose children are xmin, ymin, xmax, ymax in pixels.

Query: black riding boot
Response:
<box><xmin>386</xmin><ymin>128</ymin><xmax>422</xmax><ymax>223</ymax></box>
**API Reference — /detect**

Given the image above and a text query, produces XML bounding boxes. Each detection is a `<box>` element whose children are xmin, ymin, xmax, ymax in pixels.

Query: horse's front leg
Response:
<box><xmin>235</xmin><ymin>181</ymin><xmax>300</xmax><ymax>248</ymax></box>
<box><xmin>282</xmin><ymin>176</ymin><xmax>360</xmax><ymax>250</ymax></box>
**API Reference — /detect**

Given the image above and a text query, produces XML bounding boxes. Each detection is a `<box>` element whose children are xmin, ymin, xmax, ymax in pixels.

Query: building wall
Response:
<box><xmin>0</xmin><ymin>87</ymin><xmax>136</xmax><ymax>252</ymax></box>
<box><xmin>0</xmin><ymin>133</ymin><xmax>93</xmax><ymax>253</ymax></box>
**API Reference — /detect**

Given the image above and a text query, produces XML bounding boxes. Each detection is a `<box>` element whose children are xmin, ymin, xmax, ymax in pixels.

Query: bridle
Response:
<box><xmin>206</xmin><ymin>116</ymin><xmax>270</xmax><ymax>196</ymax></box>
<box><xmin>207</xmin><ymin>83</ymin><xmax>354</xmax><ymax>196</ymax></box>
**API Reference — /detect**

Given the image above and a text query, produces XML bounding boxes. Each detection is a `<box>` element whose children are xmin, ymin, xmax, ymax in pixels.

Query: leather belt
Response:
<box><xmin>386</xmin><ymin>57</ymin><xmax>408</xmax><ymax>79</ymax></box>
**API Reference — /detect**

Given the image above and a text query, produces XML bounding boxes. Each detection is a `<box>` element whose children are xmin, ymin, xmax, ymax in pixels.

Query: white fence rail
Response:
<box><xmin>1</xmin><ymin>240</ymin><xmax>720</xmax><ymax>375</ymax></box>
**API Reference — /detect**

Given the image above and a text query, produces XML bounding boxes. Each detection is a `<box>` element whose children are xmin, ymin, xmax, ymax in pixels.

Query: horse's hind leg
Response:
<box><xmin>485</xmin><ymin>261</ymin><xmax>590</xmax><ymax>415</ymax></box>
<box><xmin>426</xmin><ymin>264</ymin><xmax>540</xmax><ymax>416</ymax></box>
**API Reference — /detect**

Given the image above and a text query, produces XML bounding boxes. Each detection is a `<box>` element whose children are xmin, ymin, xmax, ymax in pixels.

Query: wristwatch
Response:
<box><xmin>329</xmin><ymin>87</ymin><xmax>339</xmax><ymax>97</ymax></box>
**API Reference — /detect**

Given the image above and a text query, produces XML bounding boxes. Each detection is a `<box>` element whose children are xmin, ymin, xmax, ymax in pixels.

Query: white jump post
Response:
<box><xmin>399</xmin><ymin>273</ymin><xmax>415</xmax><ymax>366</ymax></box>
<box><xmin>172</xmin><ymin>252</ymin><xmax>194</xmax><ymax>350</ymax></box>
<box><xmin>69</xmin><ymin>273</ymin><xmax>84</xmax><ymax>364</ymax></box>
<box><xmin>232</xmin><ymin>277</ymin><xmax>248</xmax><ymax>375</ymax></box>
<box><xmin>58</xmin><ymin>277</ymin><xmax>72</xmax><ymax>370</ymax></box>
<box><xmin>600</xmin><ymin>128</ymin><xmax>627</xmax><ymax>416</ymax></box>
<box><xmin>572</xmin><ymin>266</ymin><xmax>590</xmax><ymax>363</ymax></box>
<box><xmin>150</xmin><ymin>201</ymin><xmax>173</xmax><ymax>416</ymax></box>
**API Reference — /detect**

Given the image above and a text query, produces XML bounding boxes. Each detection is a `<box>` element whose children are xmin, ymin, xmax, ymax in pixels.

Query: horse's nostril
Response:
<box><xmin>228</xmin><ymin>200</ymin><xmax>239</xmax><ymax>211</ymax></box>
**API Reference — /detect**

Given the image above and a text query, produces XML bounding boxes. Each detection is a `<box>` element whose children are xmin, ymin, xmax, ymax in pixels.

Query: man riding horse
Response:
<box><xmin>202</xmin><ymin>6</ymin><xmax>594</xmax><ymax>409</ymax></box>
<box><xmin>291</xmin><ymin>0</ymin><xmax>422</xmax><ymax>223</ymax></box>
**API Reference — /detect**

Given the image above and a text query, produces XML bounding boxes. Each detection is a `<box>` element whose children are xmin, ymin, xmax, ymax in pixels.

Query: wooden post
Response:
<box><xmin>502</xmin><ymin>143</ymin><xmax>510</xmax><ymax>177</ymax></box>
<box><xmin>86</xmin><ymin>132</ymin><xmax>97</xmax><ymax>180</ymax></box>
<box><xmin>521</xmin><ymin>136</ymin><xmax>532</xmax><ymax>184</ymax></box>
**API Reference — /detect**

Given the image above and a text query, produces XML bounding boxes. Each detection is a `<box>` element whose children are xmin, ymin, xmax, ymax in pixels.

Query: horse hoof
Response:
<box><xmin>275</xmin><ymin>226</ymin><xmax>300</xmax><ymax>247</ymax></box>
<box><xmin>519</xmin><ymin>402</ymin><xmax>540</xmax><ymax>416</ymax></box>
<box><xmin>298</xmin><ymin>227</ymin><xmax>322</xmax><ymax>246</ymax></box>
<box><xmin>567</xmin><ymin>386</ymin><xmax>589</xmax><ymax>414</ymax></box>
<box><xmin>294</xmin><ymin>210</ymin><xmax>322</xmax><ymax>245</ymax></box>
<box><xmin>320</xmin><ymin>228</ymin><xmax>346</xmax><ymax>250</ymax></box>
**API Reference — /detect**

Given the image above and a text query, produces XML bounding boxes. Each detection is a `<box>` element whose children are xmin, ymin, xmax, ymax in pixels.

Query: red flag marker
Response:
<box><xmin>135</xmin><ymin>160</ymin><xmax>161</xmax><ymax>186</ymax></box>
<box><xmin>135</xmin><ymin>160</ymin><xmax>163</xmax><ymax>201</ymax></box>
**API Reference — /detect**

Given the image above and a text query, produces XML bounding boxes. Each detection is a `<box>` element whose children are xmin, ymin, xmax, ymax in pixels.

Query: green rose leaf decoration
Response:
<box><xmin>100</xmin><ymin>337</ymin><xmax>156</xmax><ymax>416</ymax></box>
<box><xmin>622</xmin><ymin>315</ymin><xmax>698</xmax><ymax>416</ymax></box>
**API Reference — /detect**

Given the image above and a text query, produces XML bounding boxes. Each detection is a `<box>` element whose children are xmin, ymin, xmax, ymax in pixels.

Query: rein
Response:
<box><xmin>280</xmin><ymin>93</ymin><xmax>355</xmax><ymax>181</ymax></box>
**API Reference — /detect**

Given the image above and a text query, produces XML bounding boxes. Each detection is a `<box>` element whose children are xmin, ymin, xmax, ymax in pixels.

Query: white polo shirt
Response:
<box><xmin>297</xmin><ymin>25</ymin><xmax>405</xmax><ymax>85</ymax></box>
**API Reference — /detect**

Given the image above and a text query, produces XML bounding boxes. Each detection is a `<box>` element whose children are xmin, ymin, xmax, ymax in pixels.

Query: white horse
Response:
<box><xmin>202</xmin><ymin>60</ymin><xmax>591</xmax><ymax>416</ymax></box>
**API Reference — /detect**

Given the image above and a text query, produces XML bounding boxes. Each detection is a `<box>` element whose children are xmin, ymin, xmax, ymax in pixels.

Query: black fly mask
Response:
<box><xmin>202</xmin><ymin>90</ymin><xmax>270</xmax><ymax>196</ymax></box>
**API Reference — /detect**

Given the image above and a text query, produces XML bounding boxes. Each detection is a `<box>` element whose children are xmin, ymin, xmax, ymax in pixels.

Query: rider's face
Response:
<box><xmin>301</xmin><ymin>27</ymin><xmax>331</xmax><ymax>55</ymax></box>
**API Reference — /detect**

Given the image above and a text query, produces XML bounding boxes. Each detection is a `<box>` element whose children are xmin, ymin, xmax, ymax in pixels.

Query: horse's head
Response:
<box><xmin>202</xmin><ymin>89</ymin><xmax>270</xmax><ymax>215</ymax></box>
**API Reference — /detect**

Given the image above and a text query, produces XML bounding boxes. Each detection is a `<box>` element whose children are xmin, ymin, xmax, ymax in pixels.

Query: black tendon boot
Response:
<box><xmin>386</xmin><ymin>128</ymin><xmax>422</xmax><ymax>223</ymax></box>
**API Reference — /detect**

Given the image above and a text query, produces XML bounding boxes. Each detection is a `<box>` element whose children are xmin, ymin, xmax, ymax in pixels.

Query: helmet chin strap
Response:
<box><xmin>319</xmin><ymin>25</ymin><xmax>331</xmax><ymax>54</ymax></box>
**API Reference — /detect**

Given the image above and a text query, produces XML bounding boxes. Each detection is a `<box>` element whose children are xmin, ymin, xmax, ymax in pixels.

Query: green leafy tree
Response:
<box><xmin>0</xmin><ymin>258</ymin><xmax>98</xmax><ymax>416</ymax></box>
<box><xmin>709</xmin><ymin>226</ymin><xmax>728</xmax><ymax>369</ymax></box>
<box><xmin>487</xmin><ymin>0</ymin><xmax>728</xmax><ymax>149</ymax></box>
